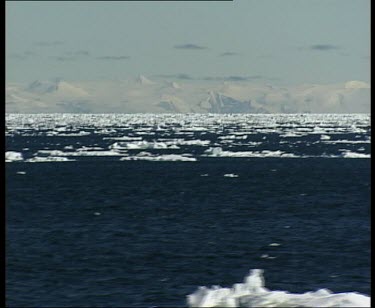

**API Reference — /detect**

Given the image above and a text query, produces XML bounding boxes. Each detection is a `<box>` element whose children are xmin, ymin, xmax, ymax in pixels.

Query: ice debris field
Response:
<box><xmin>6</xmin><ymin>113</ymin><xmax>370</xmax><ymax>162</ymax></box>
<box><xmin>187</xmin><ymin>269</ymin><xmax>370</xmax><ymax>308</ymax></box>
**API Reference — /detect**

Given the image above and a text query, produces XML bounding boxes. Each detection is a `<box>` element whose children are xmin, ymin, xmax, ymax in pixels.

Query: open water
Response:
<box><xmin>6</xmin><ymin>114</ymin><xmax>371</xmax><ymax>307</ymax></box>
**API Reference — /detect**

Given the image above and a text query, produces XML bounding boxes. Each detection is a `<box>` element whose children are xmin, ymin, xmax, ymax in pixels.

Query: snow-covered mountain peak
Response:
<box><xmin>6</xmin><ymin>78</ymin><xmax>370</xmax><ymax>114</ymax></box>
<box><xmin>171</xmin><ymin>81</ymin><xmax>182</xmax><ymax>89</ymax></box>
<box><xmin>26</xmin><ymin>79</ymin><xmax>89</xmax><ymax>97</ymax></box>
<box><xmin>27</xmin><ymin>79</ymin><xmax>59</xmax><ymax>94</ymax></box>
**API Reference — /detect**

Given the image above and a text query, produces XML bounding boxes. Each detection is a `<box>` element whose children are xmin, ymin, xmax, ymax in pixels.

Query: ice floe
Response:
<box><xmin>187</xmin><ymin>269</ymin><xmax>370</xmax><ymax>308</ymax></box>
<box><xmin>26</xmin><ymin>156</ymin><xmax>75</xmax><ymax>162</ymax></box>
<box><xmin>120</xmin><ymin>154</ymin><xmax>196</xmax><ymax>162</ymax></box>
<box><xmin>203</xmin><ymin>147</ymin><xmax>299</xmax><ymax>158</ymax></box>
<box><xmin>35</xmin><ymin>149</ymin><xmax>123</xmax><ymax>157</ymax></box>
<box><xmin>321</xmin><ymin>139</ymin><xmax>370</xmax><ymax>144</ymax></box>
<box><xmin>224</xmin><ymin>174</ymin><xmax>239</xmax><ymax>178</ymax></box>
<box><xmin>6</xmin><ymin>151</ymin><xmax>23</xmax><ymax>162</ymax></box>
<box><xmin>109</xmin><ymin>140</ymin><xmax>178</xmax><ymax>150</ymax></box>
<box><xmin>269</xmin><ymin>243</ymin><xmax>281</xmax><ymax>246</ymax></box>
<box><xmin>341</xmin><ymin>151</ymin><xmax>370</xmax><ymax>159</ymax></box>
<box><xmin>320</xmin><ymin>134</ymin><xmax>331</xmax><ymax>140</ymax></box>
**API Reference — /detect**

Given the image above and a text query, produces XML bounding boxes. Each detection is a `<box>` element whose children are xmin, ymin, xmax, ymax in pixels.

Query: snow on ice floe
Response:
<box><xmin>36</xmin><ymin>149</ymin><xmax>123</xmax><ymax>157</ymax></box>
<box><xmin>218</xmin><ymin>135</ymin><xmax>237</xmax><ymax>140</ymax></box>
<box><xmin>204</xmin><ymin>147</ymin><xmax>299</xmax><ymax>158</ymax></box>
<box><xmin>269</xmin><ymin>243</ymin><xmax>281</xmax><ymax>246</ymax></box>
<box><xmin>321</xmin><ymin>139</ymin><xmax>371</xmax><ymax>144</ymax></box>
<box><xmin>279</xmin><ymin>132</ymin><xmax>307</xmax><ymax>138</ymax></box>
<box><xmin>75</xmin><ymin>146</ymin><xmax>104</xmax><ymax>151</ymax></box>
<box><xmin>120</xmin><ymin>154</ymin><xmax>196</xmax><ymax>162</ymax></box>
<box><xmin>50</xmin><ymin>131</ymin><xmax>91</xmax><ymax>137</ymax></box>
<box><xmin>224</xmin><ymin>174</ymin><xmax>239</xmax><ymax>178</ymax></box>
<box><xmin>6</xmin><ymin>151</ymin><xmax>23</xmax><ymax>162</ymax></box>
<box><xmin>187</xmin><ymin>269</ymin><xmax>370</xmax><ymax>308</ymax></box>
<box><xmin>175</xmin><ymin>139</ymin><xmax>210</xmax><ymax>146</ymax></box>
<box><xmin>320</xmin><ymin>134</ymin><xmax>331</xmax><ymax>140</ymax></box>
<box><xmin>260</xmin><ymin>254</ymin><xmax>277</xmax><ymax>259</ymax></box>
<box><xmin>103</xmin><ymin>136</ymin><xmax>143</xmax><ymax>141</ymax></box>
<box><xmin>109</xmin><ymin>140</ymin><xmax>179</xmax><ymax>150</ymax></box>
<box><xmin>340</xmin><ymin>151</ymin><xmax>370</xmax><ymax>159</ymax></box>
<box><xmin>26</xmin><ymin>156</ymin><xmax>75</xmax><ymax>162</ymax></box>
<box><xmin>109</xmin><ymin>139</ymin><xmax>210</xmax><ymax>151</ymax></box>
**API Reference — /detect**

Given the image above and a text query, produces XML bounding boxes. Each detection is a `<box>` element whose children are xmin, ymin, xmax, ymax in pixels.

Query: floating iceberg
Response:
<box><xmin>5</xmin><ymin>151</ymin><xmax>23</xmax><ymax>162</ymax></box>
<box><xmin>187</xmin><ymin>269</ymin><xmax>370</xmax><ymax>308</ymax></box>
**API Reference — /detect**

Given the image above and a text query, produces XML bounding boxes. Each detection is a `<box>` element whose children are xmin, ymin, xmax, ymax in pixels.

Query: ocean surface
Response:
<box><xmin>6</xmin><ymin>114</ymin><xmax>371</xmax><ymax>307</ymax></box>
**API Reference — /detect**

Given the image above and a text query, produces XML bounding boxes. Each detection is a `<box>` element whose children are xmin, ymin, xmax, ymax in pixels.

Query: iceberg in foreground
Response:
<box><xmin>5</xmin><ymin>151</ymin><xmax>23</xmax><ymax>162</ymax></box>
<box><xmin>187</xmin><ymin>269</ymin><xmax>370</xmax><ymax>308</ymax></box>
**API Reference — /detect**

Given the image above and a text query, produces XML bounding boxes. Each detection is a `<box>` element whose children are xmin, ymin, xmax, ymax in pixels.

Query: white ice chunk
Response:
<box><xmin>36</xmin><ymin>149</ymin><xmax>122</xmax><ymax>157</ymax></box>
<box><xmin>26</xmin><ymin>156</ymin><xmax>75</xmax><ymax>162</ymax></box>
<box><xmin>109</xmin><ymin>140</ymin><xmax>176</xmax><ymax>150</ymax></box>
<box><xmin>341</xmin><ymin>151</ymin><xmax>370</xmax><ymax>159</ymax></box>
<box><xmin>187</xmin><ymin>269</ymin><xmax>370</xmax><ymax>308</ymax></box>
<box><xmin>120</xmin><ymin>154</ymin><xmax>196</xmax><ymax>161</ymax></box>
<box><xmin>269</xmin><ymin>243</ymin><xmax>281</xmax><ymax>246</ymax></box>
<box><xmin>103</xmin><ymin>136</ymin><xmax>142</xmax><ymax>141</ymax></box>
<box><xmin>203</xmin><ymin>148</ymin><xmax>299</xmax><ymax>158</ymax></box>
<box><xmin>224</xmin><ymin>174</ymin><xmax>239</xmax><ymax>178</ymax></box>
<box><xmin>5</xmin><ymin>151</ymin><xmax>23</xmax><ymax>162</ymax></box>
<box><xmin>322</xmin><ymin>140</ymin><xmax>370</xmax><ymax>144</ymax></box>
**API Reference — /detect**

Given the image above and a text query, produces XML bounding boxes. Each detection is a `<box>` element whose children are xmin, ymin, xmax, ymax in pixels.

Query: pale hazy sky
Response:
<box><xmin>6</xmin><ymin>0</ymin><xmax>370</xmax><ymax>85</ymax></box>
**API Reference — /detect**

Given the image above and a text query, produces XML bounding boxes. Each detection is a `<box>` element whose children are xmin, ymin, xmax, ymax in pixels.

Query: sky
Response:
<box><xmin>6</xmin><ymin>0</ymin><xmax>370</xmax><ymax>86</ymax></box>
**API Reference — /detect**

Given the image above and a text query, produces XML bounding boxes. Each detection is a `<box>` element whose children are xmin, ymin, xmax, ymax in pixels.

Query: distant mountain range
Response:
<box><xmin>6</xmin><ymin>76</ymin><xmax>370</xmax><ymax>113</ymax></box>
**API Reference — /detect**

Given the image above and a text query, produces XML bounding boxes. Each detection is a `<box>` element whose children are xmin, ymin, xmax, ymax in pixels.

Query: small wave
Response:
<box><xmin>187</xmin><ymin>269</ymin><xmax>370</xmax><ymax>307</ymax></box>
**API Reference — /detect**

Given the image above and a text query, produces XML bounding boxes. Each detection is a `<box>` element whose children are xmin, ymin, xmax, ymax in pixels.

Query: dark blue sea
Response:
<box><xmin>6</xmin><ymin>114</ymin><xmax>371</xmax><ymax>307</ymax></box>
